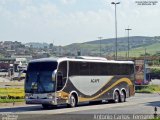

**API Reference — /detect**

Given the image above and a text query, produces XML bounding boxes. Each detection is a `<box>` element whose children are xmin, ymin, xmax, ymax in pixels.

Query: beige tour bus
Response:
<box><xmin>25</xmin><ymin>56</ymin><xmax>135</xmax><ymax>109</ymax></box>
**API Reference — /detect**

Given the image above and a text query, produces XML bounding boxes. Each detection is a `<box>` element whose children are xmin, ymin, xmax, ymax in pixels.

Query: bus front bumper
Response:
<box><xmin>26</xmin><ymin>98</ymin><xmax>57</xmax><ymax>105</ymax></box>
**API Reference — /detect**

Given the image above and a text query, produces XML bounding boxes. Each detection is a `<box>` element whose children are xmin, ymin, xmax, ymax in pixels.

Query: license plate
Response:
<box><xmin>33</xmin><ymin>100</ymin><xmax>41</xmax><ymax>103</ymax></box>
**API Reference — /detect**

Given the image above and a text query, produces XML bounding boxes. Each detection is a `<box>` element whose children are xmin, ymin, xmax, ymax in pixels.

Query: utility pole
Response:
<box><xmin>144</xmin><ymin>48</ymin><xmax>147</xmax><ymax>84</ymax></box>
<box><xmin>125</xmin><ymin>27</ymin><xmax>132</xmax><ymax>59</ymax></box>
<box><xmin>111</xmin><ymin>2</ymin><xmax>120</xmax><ymax>60</ymax></box>
<box><xmin>98</xmin><ymin>37</ymin><xmax>102</xmax><ymax>57</ymax></box>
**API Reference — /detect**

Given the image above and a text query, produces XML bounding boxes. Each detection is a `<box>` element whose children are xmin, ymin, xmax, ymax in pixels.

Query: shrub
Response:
<box><xmin>0</xmin><ymin>88</ymin><xmax>24</xmax><ymax>100</ymax></box>
<box><xmin>150</xmin><ymin>68</ymin><xmax>160</xmax><ymax>74</ymax></box>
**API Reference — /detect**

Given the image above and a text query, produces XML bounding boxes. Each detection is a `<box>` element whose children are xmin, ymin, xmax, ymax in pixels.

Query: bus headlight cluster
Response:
<box><xmin>25</xmin><ymin>93</ymin><xmax>32</xmax><ymax>99</ymax></box>
<box><xmin>47</xmin><ymin>94</ymin><xmax>53</xmax><ymax>99</ymax></box>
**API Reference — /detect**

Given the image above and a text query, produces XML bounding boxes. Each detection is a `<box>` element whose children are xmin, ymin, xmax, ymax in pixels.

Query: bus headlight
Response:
<box><xmin>25</xmin><ymin>93</ymin><xmax>32</xmax><ymax>99</ymax></box>
<box><xmin>48</xmin><ymin>96</ymin><xmax>53</xmax><ymax>99</ymax></box>
<box><xmin>47</xmin><ymin>94</ymin><xmax>53</xmax><ymax>99</ymax></box>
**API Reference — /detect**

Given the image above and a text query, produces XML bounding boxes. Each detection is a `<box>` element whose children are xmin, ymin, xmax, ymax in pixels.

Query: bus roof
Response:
<box><xmin>29</xmin><ymin>57</ymin><xmax>134</xmax><ymax>64</ymax></box>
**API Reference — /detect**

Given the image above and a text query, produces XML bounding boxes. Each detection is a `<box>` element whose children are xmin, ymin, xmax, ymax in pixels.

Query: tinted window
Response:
<box><xmin>25</xmin><ymin>62</ymin><xmax>57</xmax><ymax>93</ymax></box>
<box><xmin>79</xmin><ymin>62</ymin><xmax>89</xmax><ymax>75</ymax></box>
<box><xmin>58</xmin><ymin>61</ymin><xmax>67</xmax><ymax>77</ymax></box>
<box><xmin>105</xmin><ymin>63</ymin><xmax>134</xmax><ymax>75</ymax></box>
<box><xmin>57</xmin><ymin>61</ymin><xmax>67</xmax><ymax>90</ymax></box>
<box><xmin>69</xmin><ymin>62</ymin><xmax>90</xmax><ymax>76</ymax></box>
<box><xmin>28</xmin><ymin>62</ymin><xmax>57</xmax><ymax>72</ymax></box>
<box><xmin>90</xmin><ymin>62</ymin><xmax>100</xmax><ymax>75</ymax></box>
<box><xmin>69</xmin><ymin>61</ymin><xmax>134</xmax><ymax>76</ymax></box>
<box><xmin>90</xmin><ymin>63</ymin><xmax>134</xmax><ymax>76</ymax></box>
<box><xmin>69</xmin><ymin>62</ymin><xmax>80</xmax><ymax>76</ymax></box>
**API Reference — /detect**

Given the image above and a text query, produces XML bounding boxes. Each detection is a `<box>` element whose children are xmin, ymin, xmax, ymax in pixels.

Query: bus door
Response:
<box><xmin>56</xmin><ymin>61</ymin><xmax>68</xmax><ymax>104</ymax></box>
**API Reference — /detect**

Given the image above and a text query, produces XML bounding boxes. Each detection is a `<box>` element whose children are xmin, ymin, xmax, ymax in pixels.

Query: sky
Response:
<box><xmin>0</xmin><ymin>0</ymin><xmax>160</xmax><ymax>46</ymax></box>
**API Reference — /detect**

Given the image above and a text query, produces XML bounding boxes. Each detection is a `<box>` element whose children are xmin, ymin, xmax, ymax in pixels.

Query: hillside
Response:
<box><xmin>63</xmin><ymin>36</ymin><xmax>160</xmax><ymax>56</ymax></box>
<box><xmin>25</xmin><ymin>36</ymin><xmax>160</xmax><ymax>57</ymax></box>
<box><xmin>119</xmin><ymin>42</ymin><xmax>160</xmax><ymax>57</ymax></box>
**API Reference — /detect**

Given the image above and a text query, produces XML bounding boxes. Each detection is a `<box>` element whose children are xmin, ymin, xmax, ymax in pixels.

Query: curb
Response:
<box><xmin>0</xmin><ymin>102</ymin><xmax>25</xmax><ymax>107</ymax></box>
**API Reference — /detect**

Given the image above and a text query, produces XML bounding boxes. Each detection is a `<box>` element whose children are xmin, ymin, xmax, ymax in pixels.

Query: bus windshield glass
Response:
<box><xmin>25</xmin><ymin>61</ymin><xmax>57</xmax><ymax>93</ymax></box>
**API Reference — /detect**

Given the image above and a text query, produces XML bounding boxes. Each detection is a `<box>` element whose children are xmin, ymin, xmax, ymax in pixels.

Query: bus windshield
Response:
<box><xmin>25</xmin><ymin>61</ymin><xmax>57</xmax><ymax>93</ymax></box>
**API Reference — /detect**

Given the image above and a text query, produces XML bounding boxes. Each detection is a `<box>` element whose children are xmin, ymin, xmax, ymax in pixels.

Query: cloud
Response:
<box><xmin>40</xmin><ymin>3</ymin><xmax>59</xmax><ymax>17</ymax></box>
<box><xmin>0</xmin><ymin>0</ymin><xmax>59</xmax><ymax>24</ymax></box>
<box><xmin>0</xmin><ymin>0</ymin><xmax>160</xmax><ymax>45</ymax></box>
<box><xmin>15</xmin><ymin>0</ymin><xmax>32</xmax><ymax>7</ymax></box>
<box><xmin>60</xmin><ymin>0</ymin><xmax>77</xmax><ymax>5</ymax></box>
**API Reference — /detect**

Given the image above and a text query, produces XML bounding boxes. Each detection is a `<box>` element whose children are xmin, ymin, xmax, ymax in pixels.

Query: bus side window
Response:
<box><xmin>57</xmin><ymin>61</ymin><xmax>67</xmax><ymax>91</ymax></box>
<box><xmin>79</xmin><ymin>62</ymin><xmax>89</xmax><ymax>75</ymax></box>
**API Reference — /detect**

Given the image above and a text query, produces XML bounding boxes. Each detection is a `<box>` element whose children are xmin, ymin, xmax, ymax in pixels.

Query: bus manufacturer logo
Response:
<box><xmin>91</xmin><ymin>79</ymin><xmax>99</xmax><ymax>83</ymax></box>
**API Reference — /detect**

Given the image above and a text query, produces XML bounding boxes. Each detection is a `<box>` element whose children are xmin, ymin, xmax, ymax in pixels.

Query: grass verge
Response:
<box><xmin>0</xmin><ymin>87</ymin><xmax>25</xmax><ymax>103</ymax></box>
<box><xmin>149</xmin><ymin>118</ymin><xmax>160</xmax><ymax>120</ymax></box>
<box><xmin>0</xmin><ymin>87</ymin><xmax>24</xmax><ymax>99</ymax></box>
<box><xmin>136</xmin><ymin>85</ymin><xmax>160</xmax><ymax>93</ymax></box>
<box><xmin>0</xmin><ymin>99</ymin><xmax>24</xmax><ymax>103</ymax></box>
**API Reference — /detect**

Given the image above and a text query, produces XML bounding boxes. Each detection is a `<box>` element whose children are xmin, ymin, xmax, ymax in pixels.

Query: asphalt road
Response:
<box><xmin>0</xmin><ymin>93</ymin><xmax>159</xmax><ymax>120</ymax></box>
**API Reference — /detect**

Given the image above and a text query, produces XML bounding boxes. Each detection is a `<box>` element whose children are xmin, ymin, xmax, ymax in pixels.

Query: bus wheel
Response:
<box><xmin>42</xmin><ymin>104</ymin><xmax>50</xmax><ymax>109</ymax></box>
<box><xmin>89</xmin><ymin>101</ymin><xmax>102</xmax><ymax>105</ymax></box>
<box><xmin>120</xmin><ymin>91</ymin><xmax>126</xmax><ymax>102</ymax></box>
<box><xmin>113</xmin><ymin>91</ymin><xmax>120</xmax><ymax>103</ymax></box>
<box><xmin>68</xmin><ymin>94</ymin><xmax>77</xmax><ymax>107</ymax></box>
<box><xmin>42</xmin><ymin>104</ymin><xmax>56</xmax><ymax>109</ymax></box>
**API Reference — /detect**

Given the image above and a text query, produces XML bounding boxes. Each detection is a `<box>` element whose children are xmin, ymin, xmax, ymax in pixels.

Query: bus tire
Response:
<box><xmin>113</xmin><ymin>91</ymin><xmax>120</xmax><ymax>103</ymax></box>
<box><xmin>42</xmin><ymin>104</ymin><xmax>56</xmax><ymax>109</ymax></box>
<box><xmin>89</xmin><ymin>100</ymin><xmax>102</xmax><ymax>105</ymax></box>
<box><xmin>42</xmin><ymin>104</ymin><xmax>50</xmax><ymax>109</ymax></box>
<box><xmin>120</xmin><ymin>90</ymin><xmax>126</xmax><ymax>102</ymax></box>
<box><xmin>68</xmin><ymin>94</ymin><xmax>77</xmax><ymax>108</ymax></box>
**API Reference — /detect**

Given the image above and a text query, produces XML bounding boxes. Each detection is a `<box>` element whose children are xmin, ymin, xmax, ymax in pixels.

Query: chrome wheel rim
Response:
<box><xmin>114</xmin><ymin>92</ymin><xmax>119</xmax><ymax>103</ymax></box>
<box><xmin>121</xmin><ymin>92</ymin><xmax>125</xmax><ymax>102</ymax></box>
<box><xmin>70</xmin><ymin>96</ymin><xmax>75</xmax><ymax>107</ymax></box>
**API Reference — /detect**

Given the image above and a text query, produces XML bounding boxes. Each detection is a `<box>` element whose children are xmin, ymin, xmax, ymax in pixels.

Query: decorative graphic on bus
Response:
<box><xmin>135</xmin><ymin>60</ymin><xmax>144</xmax><ymax>85</ymax></box>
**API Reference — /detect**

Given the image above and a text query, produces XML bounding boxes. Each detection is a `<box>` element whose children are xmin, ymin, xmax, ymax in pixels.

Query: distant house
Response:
<box><xmin>0</xmin><ymin>58</ymin><xmax>15</xmax><ymax>71</ymax></box>
<box><xmin>11</xmin><ymin>55</ymin><xmax>32</xmax><ymax>62</ymax></box>
<box><xmin>3</xmin><ymin>41</ymin><xmax>12</xmax><ymax>49</ymax></box>
<box><xmin>6</xmin><ymin>50</ymin><xmax>15</xmax><ymax>57</ymax></box>
<box><xmin>32</xmin><ymin>52</ymin><xmax>50</xmax><ymax>59</ymax></box>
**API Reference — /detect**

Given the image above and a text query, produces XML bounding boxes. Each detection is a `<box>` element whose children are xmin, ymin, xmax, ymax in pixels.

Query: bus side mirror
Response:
<box><xmin>23</xmin><ymin>70</ymin><xmax>27</xmax><ymax>73</ymax></box>
<box><xmin>18</xmin><ymin>70</ymin><xmax>26</xmax><ymax>81</ymax></box>
<box><xmin>52</xmin><ymin>70</ymin><xmax>57</xmax><ymax>81</ymax></box>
